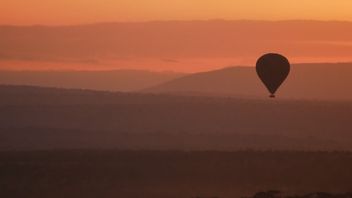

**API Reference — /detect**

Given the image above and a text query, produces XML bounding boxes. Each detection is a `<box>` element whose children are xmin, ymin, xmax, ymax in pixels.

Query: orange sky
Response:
<box><xmin>1</xmin><ymin>1</ymin><xmax>352</xmax><ymax>72</ymax></box>
<box><xmin>1</xmin><ymin>0</ymin><xmax>352</xmax><ymax>25</ymax></box>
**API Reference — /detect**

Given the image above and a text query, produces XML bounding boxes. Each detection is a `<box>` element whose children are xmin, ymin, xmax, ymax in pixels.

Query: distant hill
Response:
<box><xmin>145</xmin><ymin>63</ymin><xmax>352</xmax><ymax>101</ymax></box>
<box><xmin>0</xmin><ymin>70</ymin><xmax>184</xmax><ymax>91</ymax></box>
<box><xmin>1</xmin><ymin>85</ymin><xmax>352</xmax><ymax>151</ymax></box>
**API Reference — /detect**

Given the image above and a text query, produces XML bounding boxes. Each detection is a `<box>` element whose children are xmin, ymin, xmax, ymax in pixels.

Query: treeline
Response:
<box><xmin>246</xmin><ymin>191</ymin><xmax>352</xmax><ymax>198</ymax></box>
<box><xmin>1</xmin><ymin>150</ymin><xmax>352</xmax><ymax>198</ymax></box>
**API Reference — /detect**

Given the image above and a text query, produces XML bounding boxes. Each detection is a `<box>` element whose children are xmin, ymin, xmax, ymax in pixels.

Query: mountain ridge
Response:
<box><xmin>144</xmin><ymin>62</ymin><xmax>352</xmax><ymax>101</ymax></box>
<box><xmin>0</xmin><ymin>69</ymin><xmax>185</xmax><ymax>92</ymax></box>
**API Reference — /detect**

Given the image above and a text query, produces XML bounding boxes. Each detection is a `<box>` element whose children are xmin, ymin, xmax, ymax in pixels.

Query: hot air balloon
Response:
<box><xmin>256</xmin><ymin>53</ymin><xmax>290</xmax><ymax>98</ymax></box>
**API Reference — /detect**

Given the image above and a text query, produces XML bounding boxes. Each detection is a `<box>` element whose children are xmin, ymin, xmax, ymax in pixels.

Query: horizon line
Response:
<box><xmin>0</xmin><ymin>61</ymin><xmax>351</xmax><ymax>73</ymax></box>
<box><xmin>2</xmin><ymin>19</ymin><xmax>352</xmax><ymax>27</ymax></box>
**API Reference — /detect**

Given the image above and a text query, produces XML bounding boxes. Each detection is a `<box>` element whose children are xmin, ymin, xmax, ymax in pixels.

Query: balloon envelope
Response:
<box><xmin>256</xmin><ymin>53</ymin><xmax>290</xmax><ymax>97</ymax></box>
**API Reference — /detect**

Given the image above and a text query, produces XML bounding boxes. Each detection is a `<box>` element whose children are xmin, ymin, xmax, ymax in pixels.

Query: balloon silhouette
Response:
<box><xmin>256</xmin><ymin>53</ymin><xmax>290</xmax><ymax>98</ymax></box>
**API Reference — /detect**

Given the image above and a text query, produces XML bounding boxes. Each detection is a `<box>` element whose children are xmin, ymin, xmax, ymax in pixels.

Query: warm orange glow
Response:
<box><xmin>1</xmin><ymin>1</ymin><xmax>352</xmax><ymax>72</ymax></box>
<box><xmin>1</xmin><ymin>0</ymin><xmax>352</xmax><ymax>25</ymax></box>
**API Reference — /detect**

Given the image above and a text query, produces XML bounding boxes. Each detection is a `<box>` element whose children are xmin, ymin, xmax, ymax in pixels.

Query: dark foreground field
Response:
<box><xmin>1</xmin><ymin>150</ymin><xmax>352</xmax><ymax>198</ymax></box>
<box><xmin>1</xmin><ymin>85</ymin><xmax>352</xmax><ymax>151</ymax></box>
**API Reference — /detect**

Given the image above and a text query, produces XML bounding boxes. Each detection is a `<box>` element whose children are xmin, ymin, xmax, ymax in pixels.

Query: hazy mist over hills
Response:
<box><xmin>1</xmin><ymin>20</ymin><xmax>351</xmax><ymax>100</ymax></box>
<box><xmin>1</xmin><ymin>62</ymin><xmax>352</xmax><ymax>100</ymax></box>
<box><xmin>0</xmin><ymin>70</ymin><xmax>184</xmax><ymax>91</ymax></box>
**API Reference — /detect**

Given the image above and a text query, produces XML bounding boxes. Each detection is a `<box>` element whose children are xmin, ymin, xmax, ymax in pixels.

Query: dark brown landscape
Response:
<box><xmin>1</xmin><ymin>85</ymin><xmax>352</xmax><ymax>197</ymax></box>
<box><xmin>1</xmin><ymin>85</ymin><xmax>352</xmax><ymax>151</ymax></box>
<box><xmin>2</xmin><ymin>150</ymin><xmax>352</xmax><ymax>198</ymax></box>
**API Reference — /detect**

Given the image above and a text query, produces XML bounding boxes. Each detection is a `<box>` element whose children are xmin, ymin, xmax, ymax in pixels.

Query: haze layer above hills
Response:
<box><xmin>1</xmin><ymin>20</ymin><xmax>352</xmax><ymax>71</ymax></box>
<box><xmin>0</xmin><ymin>70</ymin><xmax>184</xmax><ymax>91</ymax></box>
<box><xmin>2</xmin><ymin>62</ymin><xmax>352</xmax><ymax>100</ymax></box>
<box><xmin>1</xmin><ymin>85</ymin><xmax>351</xmax><ymax>151</ymax></box>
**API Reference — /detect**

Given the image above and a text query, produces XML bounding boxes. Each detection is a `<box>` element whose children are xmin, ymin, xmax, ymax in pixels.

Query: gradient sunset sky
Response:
<box><xmin>1</xmin><ymin>1</ymin><xmax>352</xmax><ymax>72</ymax></box>
<box><xmin>2</xmin><ymin>0</ymin><xmax>352</xmax><ymax>25</ymax></box>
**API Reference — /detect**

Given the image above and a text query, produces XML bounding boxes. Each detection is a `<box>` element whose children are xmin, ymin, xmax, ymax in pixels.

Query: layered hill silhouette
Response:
<box><xmin>1</xmin><ymin>85</ymin><xmax>352</xmax><ymax>151</ymax></box>
<box><xmin>1</xmin><ymin>63</ymin><xmax>352</xmax><ymax>100</ymax></box>
<box><xmin>0</xmin><ymin>70</ymin><xmax>183</xmax><ymax>91</ymax></box>
<box><xmin>145</xmin><ymin>63</ymin><xmax>352</xmax><ymax>101</ymax></box>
